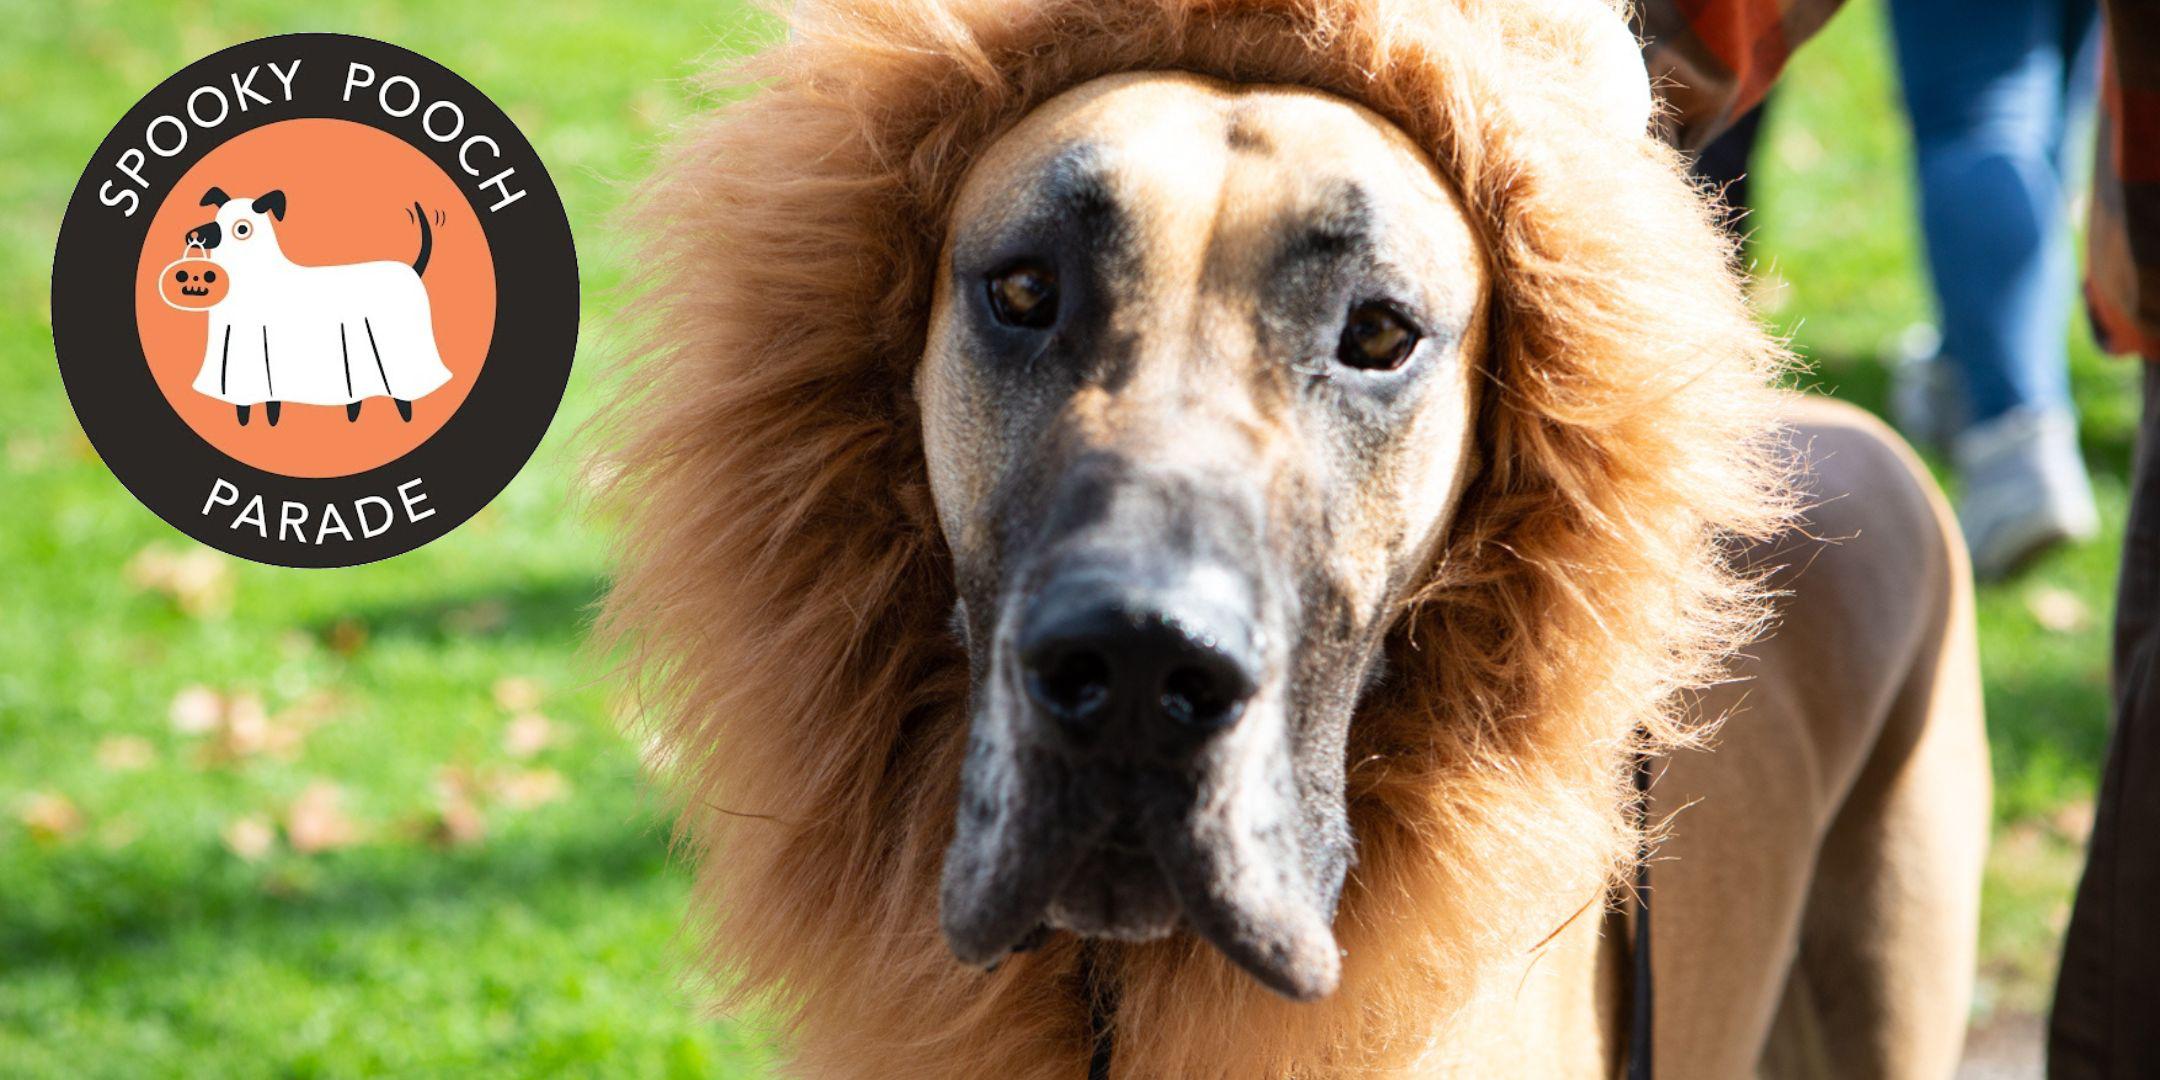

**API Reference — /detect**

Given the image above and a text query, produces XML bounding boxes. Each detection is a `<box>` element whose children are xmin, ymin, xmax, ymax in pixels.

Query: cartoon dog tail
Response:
<box><xmin>411</xmin><ymin>201</ymin><xmax>433</xmax><ymax>276</ymax></box>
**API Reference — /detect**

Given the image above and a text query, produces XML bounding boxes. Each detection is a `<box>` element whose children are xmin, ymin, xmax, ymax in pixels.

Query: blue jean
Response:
<box><xmin>1888</xmin><ymin>0</ymin><xmax>2101</xmax><ymax>425</ymax></box>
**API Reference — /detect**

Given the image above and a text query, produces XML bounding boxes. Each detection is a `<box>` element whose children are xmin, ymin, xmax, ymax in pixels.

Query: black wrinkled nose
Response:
<box><xmin>186</xmin><ymin>221</ymin><xmax>221</xmax><ymax>249</ymax></box>
<box><xmin>1018</xmin><ymin>569</ymin><xmax>1263</xmax><ymax>750</ymax></box>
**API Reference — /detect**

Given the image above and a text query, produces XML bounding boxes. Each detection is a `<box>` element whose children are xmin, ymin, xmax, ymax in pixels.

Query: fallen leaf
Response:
<box><xmin>275</xmin><ymin>690</ymin><xmax>343</xmax><ymax>729</ymax></box>
<box><xmin>492</xmin><ymin>768</ymin><xmax>568</xmax><ymax>810</ymax></box>
<box><xmin>19</xmin><ymin>792</ymin><xmax>84</xmax><ymax>844</ymax></box>
<box><xmin>174</xmin><ymin>689</ymin><xmax>312</xmax><ymax>766</ymax></box>
<box><xmin>2027</xmin><ymin>587</ymin><xmax>2093</xmax><ymax>634</ymax></box>
<box><xmin>284</xmin><ymin>782</ymin><xmax>361</xmax><ymax>854</ymax></box>
<box><xmin>444</xmin><ymin>600</ymin><xmax>509</xmax><ymax>636</ymax></box>
<box><xmin>6</xmin><ymin>435</ymin><xmax>48</xmax><ymax>471</ymax></box>
<box><xmin>493</xmin><ymin>676</ymin><xmax>544</xmax><ymax>713</ymax></box>
<box><xmin>323</xmin><ymin>618</ymin><xmax>369</xmax><ymax>657</ymax></box>
<box><xmin>97</xmin><ymin>816</ymin><xmax>141</xmax><ymax>850</ymax></box>
<box><xmin>95</xmin><ymin>735</ymin><xmax>156</xmax><ymax>772</ymax></box>
<box><xmin>502</xmin><ymin>713</ymin><xmax>555</xmax><ymax>759</ymax></box>
<box><xmin>426</xmin><ymin>768</ymin><xmax>488</xmax><ymax>848</ymax></box>
<box><xmin>169</xmin><ymin>685</ymin><xmax>223</xmax><ymax>734</ymax></box>
<box><xmin>125</xmin><ymin>544</ymin><xmax>233</xmax><ymax>616</ymax></box>
<box><xmin>222</xmin><ymin>816</ymin><xmax>276</xmax><ymax>861</ymax></box>
<box><xmin>2051</xmin><ymin>800</ymin><xmax>2096</xmax><ymax>846</ymax></box>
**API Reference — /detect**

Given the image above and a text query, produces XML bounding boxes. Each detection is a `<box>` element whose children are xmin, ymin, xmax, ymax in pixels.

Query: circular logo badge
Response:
<box><xmin>52</xmin><ymin>33</ymin><xmax>577</xmax><ymax>567</ymax></box>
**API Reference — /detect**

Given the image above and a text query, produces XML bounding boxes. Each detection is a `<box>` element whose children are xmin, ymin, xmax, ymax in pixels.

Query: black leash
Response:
<box><xmin>1627</xmin><ymin>748</ymin><xmax>1656</xmax><ymax>1080</ymax></box>
<box><xmin>1078</xmin><ymin>755</ymin><xmax>1659</xmax><ymax>1080</ymax></box>
<box><xmin>1085</xmin><ymin>946</ymin><xmax>1115</xmax><ymax>1080</ymax></box>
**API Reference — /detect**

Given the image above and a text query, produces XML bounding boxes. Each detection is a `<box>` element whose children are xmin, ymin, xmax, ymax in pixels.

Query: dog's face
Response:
<box><xmin>186</xmin><ymin>187</ymin><xmax>287</xmax><ymax>262</ymax></box>
<box><xmin>922</xmin><ymin>73</ymin><xmax>1488</xmax><ymax>1000</ymax></box>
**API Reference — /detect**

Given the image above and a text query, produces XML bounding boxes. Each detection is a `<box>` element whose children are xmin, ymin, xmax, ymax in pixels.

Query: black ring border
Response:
<box><xmin>50</xmin><ymin>32</ymin><xmax>580</xmax><ymax>569</ymax></box>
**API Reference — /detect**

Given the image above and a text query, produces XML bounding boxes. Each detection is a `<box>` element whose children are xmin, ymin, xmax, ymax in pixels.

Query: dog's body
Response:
<box><xmin>180</xmin><ymin>188</ymin><xmax>449</xmax><ymax>423</ymax></box>
<box><xmin>602</xmin><ymin>2</ymin><xmax>1986</xmax><ymax>1075</ymax></box>
<box><xmin>1398</xmin><ymin>396</ymin><xmax>1988</xmax><ymax>1077</ymax></box>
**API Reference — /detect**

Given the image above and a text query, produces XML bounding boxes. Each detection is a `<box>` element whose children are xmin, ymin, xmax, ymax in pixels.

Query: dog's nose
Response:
<box><xmin>1018</xmin><ymin>565</ymin><xmax>1263</xmax><ymax>750</ymax></box>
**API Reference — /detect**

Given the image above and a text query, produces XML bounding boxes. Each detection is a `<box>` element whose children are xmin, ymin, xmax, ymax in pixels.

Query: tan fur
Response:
<box><xmin>589</xmin><ymin>1</ymin><xmax>1888</xmax><ymax>1075</ymax></box>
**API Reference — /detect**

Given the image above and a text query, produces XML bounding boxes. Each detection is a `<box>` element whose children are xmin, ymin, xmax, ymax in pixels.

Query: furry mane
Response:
<box><xmin>595</xmin><ymin>0</ymin><xmax>1792</xmax><ymax>1074</ymax></box>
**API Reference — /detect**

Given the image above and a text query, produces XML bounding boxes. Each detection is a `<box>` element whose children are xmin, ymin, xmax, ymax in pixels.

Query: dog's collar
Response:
<box><xmin>1081</xmin><ymin>748</ymin><xmax>1659</xmax><ymax>1080</ymax></box>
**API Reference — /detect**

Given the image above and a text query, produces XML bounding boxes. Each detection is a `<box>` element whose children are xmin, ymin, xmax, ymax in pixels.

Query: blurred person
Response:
<box><xmin>1643</xmin><ymin>0</ymin><xmax>2160</xmax><ymax>1075</ymax></box>
<box><xmin>1691</xmin><ymin>100</ymin><xmax>1770</xmax><ymax>238</ymax></box>
<box><xmin>1887</xmin><ymin>0</ymin><xmax>2103</xmax><ymax>579</ymax></box>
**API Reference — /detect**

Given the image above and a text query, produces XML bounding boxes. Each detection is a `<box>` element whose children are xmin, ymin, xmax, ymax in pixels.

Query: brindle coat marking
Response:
<box><xmin>926</xmin><ymin>76</ymin><xmax>1488</xmax><ymax>1000</ymax></box>
<box><xmin>601</xmin><ymin>1</ymin><xmax>1987</xmax><ymax>1075</ymax></box>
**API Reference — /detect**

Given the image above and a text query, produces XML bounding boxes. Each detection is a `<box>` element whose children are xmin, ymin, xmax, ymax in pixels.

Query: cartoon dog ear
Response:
<box><xmin>200</xmin><ymin>187</ymin><xmax>231</xmax><ymax>209</ymax></box>
<box><xmin>251</xmin><ymin>190</ymin><xmax>287</xmax><ymax>221</ymax></box>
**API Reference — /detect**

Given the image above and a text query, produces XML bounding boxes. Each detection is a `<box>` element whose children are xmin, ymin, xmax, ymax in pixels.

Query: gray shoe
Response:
<box><xmin>1954</xmin><ymin>405</ymin><xmax>2100</xmax><ymax>580</ymax></box>
<box><xmin>1888</xmin><ymin>326</ymin><xmax>1963</xmax><ymax>451</ymax></box>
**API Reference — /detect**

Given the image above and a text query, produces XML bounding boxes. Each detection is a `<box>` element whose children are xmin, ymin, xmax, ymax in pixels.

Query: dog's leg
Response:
<box><xmin>236</xmin><ymin>404</ymin><xmax>250</xmax><ymax>426</ymax></box>
<box><xmin>1651</xmin><ymin>401</ymin><xmax>1984</xmax><ymax>1079</ymax></box>
<box><xmin>348</xmin><ymin>401</ymin><xmax>362</xmax><ymax>423</ymax></box>
<box><xmin>266</xmin><ymin>401</ymin><xmax>281</xmax><ymax>427</ymax></box>
<box><xmin>1773</xmin><ymin>551</ymin><xmax>1986</xmax><ymax>1079</ymax></box>
<box><xmin>395</xmin><ymin>399</ymin><xmax>413</xmax><ymax>422</ymax></box>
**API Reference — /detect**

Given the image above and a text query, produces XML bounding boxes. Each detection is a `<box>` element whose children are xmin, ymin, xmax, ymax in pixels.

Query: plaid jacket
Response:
<box><xmin>1641</xmin><ymin>0</ymin><xmax>2160</xmax><ymax>359</ymax></box>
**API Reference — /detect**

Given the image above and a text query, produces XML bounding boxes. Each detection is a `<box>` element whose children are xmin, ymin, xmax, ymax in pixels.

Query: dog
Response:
<box><xmin>177</xmin><ymin>188</ymin><xmax>450</xmax><ymax>426</ymax></box>
<box><xmin>598</xmin><ymin>1</ymin><xmax>1988</xmax><ymax>1075</ymax></box>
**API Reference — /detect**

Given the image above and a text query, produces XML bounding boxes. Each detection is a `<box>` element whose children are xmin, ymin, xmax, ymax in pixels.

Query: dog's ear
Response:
<box><xmin>200</xmin><ymin>187</ymin><xmax>230</xmax><ymax>209</ymax></box>
<box><xmin>251</xmin><ymin>190</ymin><xmax>286</xmax><ymax>221</ymax></box>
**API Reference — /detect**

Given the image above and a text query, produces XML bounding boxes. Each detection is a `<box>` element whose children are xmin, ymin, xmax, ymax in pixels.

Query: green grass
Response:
<box><xmin>0</xmin><ymin>0</ymin><xmax>2128</xmax><ymax>1070</ymax></box>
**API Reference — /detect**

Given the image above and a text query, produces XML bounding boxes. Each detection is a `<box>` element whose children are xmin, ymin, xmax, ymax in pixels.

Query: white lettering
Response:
<box><xmin>266</xmin><ymin>60</ymin><xmax>301</xmax><ymax>101</ymax></box>
<box><xmin>277</xmin><ymin>500</ymin><xmax>309</xmax><ymax>543</ymax></box>
<box><xmin>315</xmin><ymin>503</ymin><xmax>354</xmax><ymax>544</ymax></box>
<box><xmin>145</xmin><ymin>115</ymin><xmax>187</xmax><ymax>158</ymax></box>
<box><xmin>98</xmin><ymin>182</ymin><xmax>140</xmax><ymax>217</ymax></box>
<box><xmin>379</xmin><ymin>75</ymin><xmax>421</xmax><ymax>118</ymax></box>
<box><xmin>342</xmin><ymin>61</ymin><xmax>376</xmax><ymax>102</ymax></box>
<box><xmin>234</xmin><ymin>495</ymin><xmax>268</xmax><ymax>537</ymax></box>
<box><xmin>355</xmin><ymin>495</ymin><xmax>394</xmax><ymax>538</ymax></box>
<box><xmin>396</xmin><ymin>478</ymin><xmax>434</xmax><ymax>522</ymax></box>
<box><xmin>229</xmin><ymin>66</ymin><xmax>270</xmax><ymax>110</ymax></box>
<box><xmin>185</xmin><ymin>86</ymin><xmax>228</xmax><ymax>129</ymax></box>
<box><xmin>421</xmin><ymin>100</ymin><xmax>464</xmax><ymax>143</ymax></box>
<box><xmin>202</xmin><ymin>478</ymin><xmax>240</xmax><ymax>516</ymax></box>
<box><xmin>478</xmin><ymin>168</ymin><xmax>526</xmax><ymax>212</ymax></box>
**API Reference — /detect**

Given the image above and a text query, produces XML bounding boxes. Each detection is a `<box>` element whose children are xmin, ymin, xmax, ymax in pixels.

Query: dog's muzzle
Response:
<box><xmin>938</xmin><ymin>470</ymin><xmax>1346</xmax><ymax>1002</ymax></box>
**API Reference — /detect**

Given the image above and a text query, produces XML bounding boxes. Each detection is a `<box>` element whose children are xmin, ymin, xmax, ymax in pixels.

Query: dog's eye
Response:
<box><xmin>1336</xmin><ymin>301</ymin><xmax>1420</xmax><ymax>372</ymax></box>
<box><xmin>233</xmin><ymin>221</ymin><xmax>252</xmax><ymax>239</ymax></box>
<box><xmin>986</xmin><ymin>262</ymin><xmax>1058</xmax><ymax>329</ymax></box>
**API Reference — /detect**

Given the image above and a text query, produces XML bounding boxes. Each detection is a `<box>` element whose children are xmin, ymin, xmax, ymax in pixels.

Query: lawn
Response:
<box><xmin>0</xmin><ymin>0</ymin><xmax>2127</xmax><ymax>1074</ymax></box>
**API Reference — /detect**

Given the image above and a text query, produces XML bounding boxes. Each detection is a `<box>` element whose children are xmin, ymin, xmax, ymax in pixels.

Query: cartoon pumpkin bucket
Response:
<box><xmin>158</xmin><ymin>244</ymin><xmax>229</xmax><ymax>310</ymax></box>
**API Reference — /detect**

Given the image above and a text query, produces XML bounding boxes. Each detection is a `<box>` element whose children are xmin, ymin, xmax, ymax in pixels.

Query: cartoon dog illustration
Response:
<box><xmin>170</xmin><ymin>188</ymin><xmax>451</xmax><ymax>426</ymax></box>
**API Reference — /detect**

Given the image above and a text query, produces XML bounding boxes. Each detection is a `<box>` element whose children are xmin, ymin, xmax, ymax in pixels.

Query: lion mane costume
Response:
<box><xmin>598</xmin><ymin>0</ymin><xmax>1790</xmax><ymax>1074</ymax></box>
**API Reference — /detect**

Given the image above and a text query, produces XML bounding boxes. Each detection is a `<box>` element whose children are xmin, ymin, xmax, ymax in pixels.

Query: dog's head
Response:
<box><xmin>186</xmin><ymin>187</ymin><xmax>286</xmax><ymax>259</ymax></box>
<box><xmin>925</xmin><ymin>73</ymin><xmax>1490</xmax><ymax>999</ymax></box>
<box><xmin>604</xmin><ymin>0</ymin><xmax>1792</xmax><ymax>1069</ymax></box>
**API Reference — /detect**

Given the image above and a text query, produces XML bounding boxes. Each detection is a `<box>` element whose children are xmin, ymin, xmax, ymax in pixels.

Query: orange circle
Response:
<box><xmin>135</xmin><ymin>119</ymin><xmax>495</xmax><ymax>478</ymax></box>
